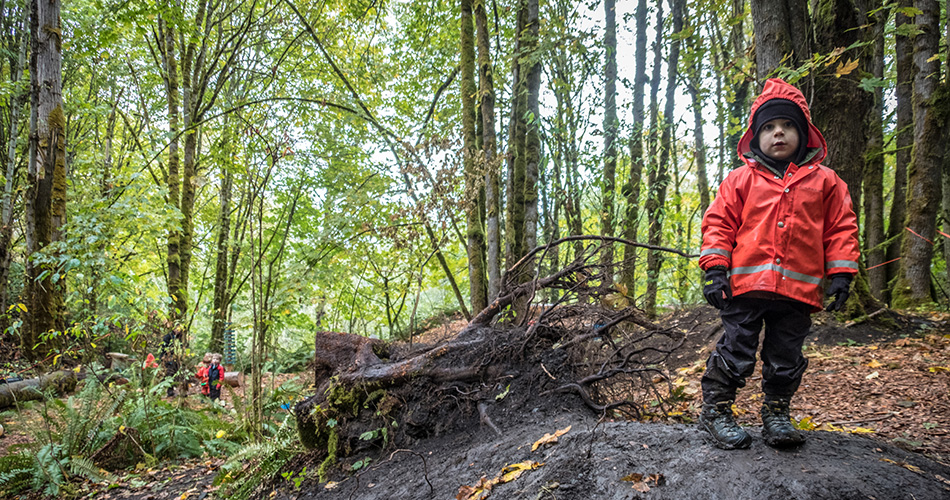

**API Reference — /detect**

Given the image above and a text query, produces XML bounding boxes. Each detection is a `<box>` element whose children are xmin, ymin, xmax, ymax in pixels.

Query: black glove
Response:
<box><xmin>703</xmin><ymin>267</ymin><xmax>732</xmax><ymax>310</ymax></box>
<box><xmin>825</xmin><ymin>273</ymin><xmax>852</xmax><ymax>312</ymax></box>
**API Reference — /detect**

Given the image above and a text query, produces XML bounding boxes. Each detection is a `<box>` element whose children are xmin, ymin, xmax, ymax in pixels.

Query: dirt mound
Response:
<box><xmin>271</xmin><ymin>304</ymin><xmax>950</xmax><ymax>500</ymax></box>
<box><xmin>281</xmin><ymin>412</ymin><xmax>950</xmax><ymax>499</ymax></box>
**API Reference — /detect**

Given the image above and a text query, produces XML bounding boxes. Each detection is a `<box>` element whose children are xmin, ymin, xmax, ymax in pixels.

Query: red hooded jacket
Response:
<box><xmin>700</xmin><ymin>78</ymin><xmax>859</xmax><ymax>311</ymax></box>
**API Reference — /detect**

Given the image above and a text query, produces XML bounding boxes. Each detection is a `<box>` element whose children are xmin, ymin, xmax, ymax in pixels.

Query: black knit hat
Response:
<box><xmin>750</xmin><ymin>98</ymin><xmax>809</xmax><ymax>166</ymax></box>
<box><xmin>752</xmin><ymin>98</ymin><xmax>807</xmax><ymax>140</ymax></box>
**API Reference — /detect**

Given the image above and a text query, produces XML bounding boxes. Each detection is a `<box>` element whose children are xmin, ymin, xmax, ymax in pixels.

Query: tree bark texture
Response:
<box><xmin>159</xmin><ymin>16</ymin><xmax>183</xmax><ymax>325</ymax></box>
<box><xmin>601</xmin><ymin>0</ymin><xmax>618</xmax><ymax>285</ymax></box>
<box><xmin>621</xmin><ymin>0</ymin><xmax>647</xmax><ymax>294</ymax></box>
<box><xmin>0</xmin><ymin>5</ymin><xmax>28</xmax><ymax>329</ymax></box>
<box><xmin>749</xmin><ymin>0</ymin><xmax>809</xmax><ymax>83</ymax></box>
<box><xmin>521</xmin><ymin>0</ymin><xmax>541</xmax><ymax>258</ymax></box>
<box><xmin>863</xmin><ymin>0</ymin><xmax>887</xmax><ymax>300</ymax></box>
<box><xmin>893</xmin><ymin>0</ymin><xmax>947</xmax><ymax>308</ymax></box>
<box><xmin>643</xmin><ymin>0</ymin><xmax>663</xmax><ymax>315</ymax></box>
<box><xmin>644</xmin><ymin>0</ymin><xmax>682</xmax><ymax>317</ymax></box>
<box><xmin>475</xmin><ymin>0</ymin><xmax>501</xmax><ymax>302</ymax></box>
<box><xmin>886</xmin><ymin>0</ymin><xmax>914</xmax><ymax>300</ymax></box>
<box><xmin>211</xmin><ymin>167</ymin><xmax>232</xmax><ymax>353</ymax></box>
<box><xmin>504</xmin><ymin>3</ymin><xmax>526</xmax><ymax>270</ymax></box>
<box><xmin>461</xmin><ymin>0</ymin><xmax>488</xmax><ymax>313</ymax></box>
<box><xmin>726</xmin><ymin>0</ymin><xmax>750</xmax><ymax>171</ymax></box>
<box><xmin>24</xmin><ymin>0</ymin><xmax>66</xmax><ymax>359</ymax></box>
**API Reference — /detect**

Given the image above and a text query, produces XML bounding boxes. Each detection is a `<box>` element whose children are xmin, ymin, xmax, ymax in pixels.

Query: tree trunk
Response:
<box><xmin>885</xmin><ymin>0</ymin><xmax>913</xmax><ymax>302</ymax></box>
<box><xmin>24</xmin><ymin>0</ymin><xmax>66</xmax><ymax>360</ymax></box>
<box><xmin>620</xmin><ymin>0</ymin><xmax>647</xmax><ymax>295</ymax></box>
<box><xmin>687</xmin><ymin>7</ymin><xmax>710</xmax><ymax>216</ymax></box>
<box><xmin>811</xmin><ymin>0</ymin><xmax>875</xmax><ymax>315</ymax></box>
<box><xmin>0</xmin><ymin>5</ymin><xmax>28</xmax><ymax>329</ymax></box>
<box><xmin>601</xmin><ymin>0</ymin><xmax>618</xmax><ymax>285</ymax></box>
<box><xmin>749</xmin><ymin>0</ymin><xmax>809</xmax><ymax>83</ymax></box>
<box><xmin>643</xmin><ymin>1</ymin><xmax>663</xmax><ymax>315</ymax></box>
<box><xmin>159</xmin><ymin>16</ymin><xmax>183</xmax><ymax>326</ymax></box>
<box><xmin>726</xmin><ymin>0</ymin><xmax>750</xmax><ymax>171</ymax></box>
<box><xmin>504</xmin><ymin>2</ymin><xmax>526</xmax><ymax>270</ymax></box>
<box><xmin>893</xmin><ymin>0</ymin><xmax>947</xmax><ymax>308</ymax></box>
<box><xmin>461</xmin><ymin>0</ymin><xmax>487</xmax><ymax>313</ymax></box>
<box><xmin>521</xmin><ymin>0</ymin><xmax>541</xmax><ymax>258</ymax></box>
<box><xmin>864</xmin><ymin>0</ymin><xmax>887</xmax><ymax>301</ymax></box>
<box><xmin>211</xmin><ymin>167</ymin><xmax>232</xmax><ymax>353</ymax></box>
<box><xmin>644</xmin><ymin>0</ymin><xmax>682</xmax><ymax>316</ymax></box>
<box><xmin>475</xmin><ymin>0</ymin><xmax>500</xmax><ymax>302</ymax></box>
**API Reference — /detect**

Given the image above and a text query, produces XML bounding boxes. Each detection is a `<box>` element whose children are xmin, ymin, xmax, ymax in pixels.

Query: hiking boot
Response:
<box><xmin>700</xmin><ymin>402</ymin><xmax>752</xmax><ymax>450</ymax></box>
<box><xmin>761</xmin><ymin>397</ymin><xmax>805</xmax><ymax>447</ymax></box>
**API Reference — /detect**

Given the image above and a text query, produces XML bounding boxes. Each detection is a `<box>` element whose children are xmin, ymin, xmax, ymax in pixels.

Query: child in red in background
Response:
<box><xmin>207</xmin><ymin>353</ymin><xmax>225</xmax><ymax>402</ymax></box>
<box><xmin>197</xmin><ymin>352</ymin><xmax>212</xmax><ymax>396</ymax></box>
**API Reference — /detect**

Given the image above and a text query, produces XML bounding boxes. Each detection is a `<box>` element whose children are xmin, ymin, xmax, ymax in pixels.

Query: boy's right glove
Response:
<box><xmin>825</xmin><ymin>273</ymin><xmax>852</xmax><ymax>312</ymax></box>
<box><xmin>703</xmin><ymin>267</ymin><xmax>732</xmax><ymax>310</ymax></box>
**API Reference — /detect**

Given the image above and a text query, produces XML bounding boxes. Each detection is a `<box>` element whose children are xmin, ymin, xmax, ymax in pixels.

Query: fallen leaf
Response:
<box><xmin>531</xmin><ymin>426</ymin><xmax>571</xmax><ymax>451</ymax></box>
<box><xmin>867</xmin><ymin>359</ymin><xmax>883</xmax><ymax>369</ymax></box>
<box><xmin>457</xmin><ymin>462</ymin><xmax>544</xmax><ymax>500</ymax></box>
<box><xmin>621</xmin><ymin>472</ymin><xmax>665</xmax><ymax>492</ymax></box>
<box><xmin>324</xmin><ymin>481</ymin><xmax>339</xmax><ymax>490</ymax></box>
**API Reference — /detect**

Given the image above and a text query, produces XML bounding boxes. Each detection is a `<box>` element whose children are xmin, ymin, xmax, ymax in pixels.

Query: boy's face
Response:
<box><xmin>757</xmin><ymin>118</ymin><xmax>800</xmax><ymax>161</ymax></box>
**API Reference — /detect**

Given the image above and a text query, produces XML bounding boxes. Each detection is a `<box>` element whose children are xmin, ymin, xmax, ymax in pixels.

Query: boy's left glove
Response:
<box><xmin>825</xmin><ymin>273</ymin><xmax>852</xmax><ymax>312</ymax></box>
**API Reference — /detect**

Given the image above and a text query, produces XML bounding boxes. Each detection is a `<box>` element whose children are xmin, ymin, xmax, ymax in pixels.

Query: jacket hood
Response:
<box><xmin>738</xmin><ymin>78</ymin><xmax>827</xmax><ymax>168</ymax></box>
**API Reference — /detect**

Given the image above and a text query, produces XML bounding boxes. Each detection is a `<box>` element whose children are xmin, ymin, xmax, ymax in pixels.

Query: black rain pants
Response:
<box><xmin>701</xmin><ymin>296</ymin><xmax>812</xmax><ymax>404</ymax></box>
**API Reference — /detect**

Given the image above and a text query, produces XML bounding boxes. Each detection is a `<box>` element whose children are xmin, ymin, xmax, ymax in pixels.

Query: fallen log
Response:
<box><xmin>0</xmin><ymin>370</ymin><xmax>78</xmax><ymax>409</ymax></box>
<box><xmin>223</xmin><ymin>371</ymin><xmax>242</xmax><ymax>387</ymax></box>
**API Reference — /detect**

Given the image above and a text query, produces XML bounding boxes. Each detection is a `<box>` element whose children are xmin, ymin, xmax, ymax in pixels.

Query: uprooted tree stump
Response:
<box><xmin>294</xmin><ymin>237</ymin><xmax>695</xmax><ymax>479</ymax></box>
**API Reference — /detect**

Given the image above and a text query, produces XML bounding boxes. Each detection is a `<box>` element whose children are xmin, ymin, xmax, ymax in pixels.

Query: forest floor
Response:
<box><xmin>3</xmin><ymin>306</ymin><xmax>950</xmax><ymax>499</ymax></box>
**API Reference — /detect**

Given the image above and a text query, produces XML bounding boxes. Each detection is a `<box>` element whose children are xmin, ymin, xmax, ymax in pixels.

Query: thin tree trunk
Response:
<box><xmin>886</xmin><ymin>0</ymin><xmax>913</xmax><ymax>301</ymax></box>
<box><xmin>864</xmin><ymin>0</ymin><xmax>887</xmax><ymax>300</ymax></box>
<box><xmin>504</xmin><ymin>2</ymin><xmax>526</xmax><ymax>270</ymax></box>
<box><xmin>211</xmin><ymin>167</ymin><xmax>232</xmax><ymax>353</ymax></box>
<box><xmin>643</xmin><ymin>0</ymin><xmax>663</xmax><ymax>315</ymax></box>
<box><xmin>0</xmin><ymin>5</ymin><xmax>28</xmax><ymax>326</ymax></box>
<box><xmin>461</xmin><ymin>0</ymin><xmax>487</xmax><ymax>312</ymax></box>
<box><xmin>687</xmin><ymin>6</ymin><xmax>710</xmax><ymax>215</ymax></box>
<box><xmin>621</xmin><ymin>0</ymin><xmax>647</xmax><ymax>294</ymax></box>
<box><xmin>893</xmin><ymin>0</ymin><xmax>946</xmax><ymax>308</ymax></box>
<box><xmin>522</xmin><ymin>0</ymin><xmax>541</xmax><ymax>257</ymax></box>
<box><xmin>601</xmin><ymin>0</ymin><xmax>618</xmax><ymax>285</ymax></box>
<box><xmin>475</xmin><ymin>0</ymin><xmax>500</xmax><ymax>302</ymax></box>
<box><xmin>726</xmin><ymin>0</ymin><xmax>749</xmax><ymax>171</ymax></box>
<box><xmin>159</xmin><ymin>16</ymin><xmax>183</xmax><ymax>325</ymax></box>
<box><xmin>645</xmin><ymin>0</ymin><xmax>682</xmax><ymax>317</ymax></box>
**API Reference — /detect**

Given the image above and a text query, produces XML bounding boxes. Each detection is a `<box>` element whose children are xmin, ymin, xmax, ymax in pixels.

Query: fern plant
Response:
<box><xmin>217</xmin><ymin>413</ymin><xmax>302</xmax><ymax>500</ymax></box>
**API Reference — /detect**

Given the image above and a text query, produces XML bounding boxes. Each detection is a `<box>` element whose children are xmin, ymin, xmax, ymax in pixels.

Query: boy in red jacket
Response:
<box><xmin>698</xmin><ymin>78</ymin><xmax>859</xmax><ymax>449</ymax></box>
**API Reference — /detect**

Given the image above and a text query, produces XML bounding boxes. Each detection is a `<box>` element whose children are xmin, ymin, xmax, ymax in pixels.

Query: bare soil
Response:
<box><xmin>268</xmin><ymin>306</ymin><xmax>950</xmax><ymax>500</ymax></box>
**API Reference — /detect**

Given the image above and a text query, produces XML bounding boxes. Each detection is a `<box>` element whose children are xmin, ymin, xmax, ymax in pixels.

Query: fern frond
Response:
<box><xmin>67</xmin><ymin>456</ymin><xmax>113</xmax><ymax>483</ymax></box>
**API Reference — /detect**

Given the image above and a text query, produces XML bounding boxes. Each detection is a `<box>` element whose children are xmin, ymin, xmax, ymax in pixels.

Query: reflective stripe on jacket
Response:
<box><xmin>700</xmin><ymin>78</ymin><xmax>859</xmax><ymax>311</ymax></box>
